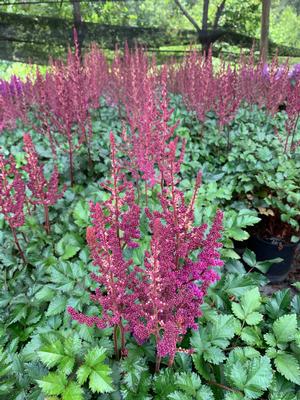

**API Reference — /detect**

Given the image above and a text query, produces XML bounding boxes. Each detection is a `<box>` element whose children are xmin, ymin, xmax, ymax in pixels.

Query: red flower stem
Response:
<box><xmin>145</xmin><ymin>180</ymin><xmax>148</xmax><ymax>207</ymax></box>
<box><xmin>155</xmin><ymin>354</ymin><xmax>161</xmax><ymax>373</ymax></box>
<box><xmin>10</xmin><ymin>225</ymin><xmax>26</xmax><ymax>264</ymax></box>
<box><xmin>44</xmin><ymin>205</ymin><xmax>50</xmax><ymax>234</ymax></box>
<box><xmin>168</xmin><ymin>354</ymin><xmax>175</xmax><ymax>368</ymax></box>
<box><xmin>119</xmin><ymin>321</ymin><xmax>126</xmax><ymax>357</ymax></box>
<box><xmin>67</xmin><ymin>127</ymin><xmax>74</xmax><ymax>186</ymax></box>
<box><xmin>113</xmin><ymin>325</ymin><xmax>119</xmax><ymax>360</ymax></box>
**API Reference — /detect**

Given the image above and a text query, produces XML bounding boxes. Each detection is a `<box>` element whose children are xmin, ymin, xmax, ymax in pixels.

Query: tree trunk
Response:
<box><xmin>260</xmin><ymin>0</ymin><xmax>271</xmax><ymax>62</ymax></box>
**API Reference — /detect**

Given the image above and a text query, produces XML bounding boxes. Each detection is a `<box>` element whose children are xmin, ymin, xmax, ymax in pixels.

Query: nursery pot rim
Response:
<box><xmin>254</xmin><ymin>234</ymin><xmax>300</xmax><ymax>248</ymax></box>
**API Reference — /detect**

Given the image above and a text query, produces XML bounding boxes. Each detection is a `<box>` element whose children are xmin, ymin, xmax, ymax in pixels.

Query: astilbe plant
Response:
<box><xmin>121</xmin><ymin>66</ymin><xmax>183</xmax><ymax>201</ymax></box>
<box><xmin>174</xmin><ymin>49</ymin><xmax>216</xmax><ymax>126</ymax></box>
<box><xmin>284</xmin><ymin>80</ymin><xmax>300</xmax><ymax>153</ymax></box>
<box><xmin>23</xmin><ymin>133</ymin><xmax>65</xmax><ymax>234</ymax></box>
<box><xmin>68</xmin><ymin>132</ymin><xmax>223</xmax><ymax>370</ymax></box>
<box><xmin>130</xmin><ymin>170</ymin><xmax>223</xmax><ymax>371</ymax></box>
<box><xmin>0</xmin><ymin>153</ymin><xmax>26</xmax><ymax>263</ymax></box>
<box><xmin>68</xmin><ymin>133</ymin><xmax>141</xmax><ymax>359</ymax></box>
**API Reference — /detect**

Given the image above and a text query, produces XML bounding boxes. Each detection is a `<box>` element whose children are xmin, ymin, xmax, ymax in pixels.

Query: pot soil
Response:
<box><xmin>248</xmin><ymin>235</ymin><xmax>299</xmax><ymax>283</ymax></box>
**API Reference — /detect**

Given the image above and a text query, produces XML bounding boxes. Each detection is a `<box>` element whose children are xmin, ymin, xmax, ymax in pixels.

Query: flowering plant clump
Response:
<box><xmin>68</xmin><ymin>133</ymin><xmax>141</xmax><ymax>358</ymax></box>
<box><xmin>0</xmin><ymin>153</ymin><xmax>26</xmax><ymax>262</ymax></box>
<box><xmin>23</xmin><ymin>133</ymin><xmax>65</xmax><ymax>233</ymax></box>
<box><xmin>68</xmin><ymin>131</ymin><xmax>223</xmax><ymax>369</ymax></box>
<box><xmin>121</xmin><ymin>66</ymin><xmax>183</xmax><ymax>193</ymax></box>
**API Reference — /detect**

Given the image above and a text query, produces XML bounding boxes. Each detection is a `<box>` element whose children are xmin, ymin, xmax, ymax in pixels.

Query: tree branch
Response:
<box><xmin>202</xmin><ymin>0</ymin><xmax>210</xmax><ymax>31</ymax></box>
<box><xmin>213</xmin><ymin>0</ymin><xmax>226</xmax><ymax>30</ymax></box>
<box><xmin>174</xmin><ymin>0</ymin><xmax>201</xmax><ymax>33</ymax></box>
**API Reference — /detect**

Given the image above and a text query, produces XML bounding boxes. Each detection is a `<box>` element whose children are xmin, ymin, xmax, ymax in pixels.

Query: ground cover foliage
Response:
<box><xmin>0</xmin><ymin>45</ymin><xmax>300</xmax><ymax>399</ymax></box>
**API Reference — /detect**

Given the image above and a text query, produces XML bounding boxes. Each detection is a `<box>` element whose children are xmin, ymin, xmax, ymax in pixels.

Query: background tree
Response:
<box><xmin>260</xmin><ymin>0</ymin><xmax>271</xmax><ymax>62</ymax></box>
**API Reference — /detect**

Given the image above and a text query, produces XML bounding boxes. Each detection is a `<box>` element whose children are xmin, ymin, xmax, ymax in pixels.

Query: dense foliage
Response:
<box><xmin>0</xmin><ymin>46</ymin><xmax>300</xmax><ymax>399</ymax></box>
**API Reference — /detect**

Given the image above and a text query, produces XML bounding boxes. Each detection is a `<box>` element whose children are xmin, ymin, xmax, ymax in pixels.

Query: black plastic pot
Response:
<box><xmin>248</xmin><ymin>235</ymin><xmax>299</xmax><ymax>283</ymax></box>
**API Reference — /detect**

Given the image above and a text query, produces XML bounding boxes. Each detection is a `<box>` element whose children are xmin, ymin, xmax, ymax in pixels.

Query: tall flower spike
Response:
<box><xmin>129</xmin><ymin>167</ymin><xmax>223</xmax><ymax>369</ymax></box>
<box><xmin>68</xmin><ymin>133</ymin><xmax>141</xmax><ymax>359</ymax></box>
<box><xmin>0</xmin><ymin>153</ymin><xmax>26</xmax><ymax>262</ymax></box>
<box><xmin>23</xmin><ymin>133</ymin><xmax>65</xmax><ymax>233</ymax></box>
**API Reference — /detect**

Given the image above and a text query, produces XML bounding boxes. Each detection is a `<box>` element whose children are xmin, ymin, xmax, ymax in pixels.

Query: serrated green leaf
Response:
<box><xmin>175</xmin><ymin>372</ymin><xmax>201</xmax><ymax>396</ymax></box>
<box><xmin>242</xmin><ymin>249</ymin><xmax>256</xmax><ymax>267</ymax></box>
<box><xmin>225</xmin><ymin>350</ymin><xmax>273</xmax><ymax>399</ymax></box>
<box><xmin>242</xmin><ymin>288</ymin><xmax>261</xmax><ymax>315</ymax></box>
<box><xmin>245</xmin><ymin>312</ymin><xmax>263</xmax><ymax>326</ymax></box>
<box><xmin>62</xmin><ymin>381</ymin><xmax>84</xmax><ymax>400</ymax></box>
<box><xmin>265</xmin><ymin>289</ymin><xmax>291</xmax><ymax>320</ymax></box>
<box><xmin>73</xmin><ymin>201</ymin><xmax>90</xmax><ymax>227</ymax></box>
<box><xmin>232</xmin><ymin>303</ymin><xmax>244</xmax><ymax>320</ymax></box>
<box><xmin>168</xmin><ymin>391</ymin><xmax>190</xmax><ymax>400</ymax></box>
<box><xmin>89</xmin><ymin>366</ymin><xmax>114</xmax><ymax>393</ymax></box>
<box><xmin>264</xmin><ymin>333</ymin><xmax>277</xmax><ymax>347</ymax></box>
<box><xmin>46</xmin><ymin>296</ymin><xmax>67</xmax><ymax>317</ymax></box>
<box><xmin>241</xmin><ymin>327</ymin><xmax>263</xmax><ymax>346</ymax></box>
<box><xmin>192</xmin><ymin>354</ymin><xmax>211</xmax><ymax>381</ymax></box>
<box><xmin>203</xmin><ymin>346</ymin><xmax>225</xmax><ymax>365</ymax></box>
<box><xmin>56</xmin><ymin>233</ymin><xmax>82</xmax><ymax>260</ymax></box>
<box><xmin>273</xmin><ymin>315</ymin><xmax>297</xmax><ymax>344</ymax></box>
<box><xmin>36</xmin><ymin>372</ymin><xmax>67</xmax><ymax>395</ymax></box>
<box><xmin>274</xmin><ymin>353</ymin><xmax>300</xmax><ymax>385</ymax></box>
<box><xmin>77</xmin><ymin>364</ymin><xmax>91</xmax><ymax>385</ymax></box>
<box><xmin>78</xmin><ymin>347</ymin><xmax>113</xmax><ymax>394</ymax></box>
<box><xmin>38</xmin><ymin>340</ymin><xmax>64</xmax><ymax>368</ymax></box>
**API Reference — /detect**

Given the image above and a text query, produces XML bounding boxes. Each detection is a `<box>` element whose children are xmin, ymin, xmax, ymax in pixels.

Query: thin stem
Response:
<box><xmin>10</xmin><ymin>225</ymin><xmax>26</xmax><ymax>264</ymax></box>
<box><xmin>21</xmin><ymin>232</ymin><xmax>28</xmax><ymax>243</ymax></box>
<box><xmin>290</xmin><ymin>114</ymin><xmax>299</xmax><ymax>153</ymax></box>
<box><xmin>113</xmin><ymin>325</ymin><xmax>119</xmax><ymax>360</ymax></box>
<box><xmin>145</xmin><ymin>180</ymin><xmax>148</xmax><ymax>207</ymax></box>
<box><xmin>226</xmin><ymin>125</ymin><xmax>231</xmax><ymax>152</ymax></box>
<box><xmin>44</xmin><ymin>205</ymin><xmax>50</xmax><ymax>234</ymax></box>
<box><xmin>155</xmin><ymin>354</ymin><xmax>161</xmax><ymax>373</ymax></box>
<box><xmin>68</xmin><ymin>130</ymin><xmax>74</xmax><ymax>186</ymax></box>
<box><xmin>207</xmin><ymin>380</ymin><xmax>243</xmax><ymax>395</ymax></box>
<box><xmin>168</xmin><ymin>355</ymin><xmax>175</xmax><ymax>368</ymax></box>
<box><xmin>119</xmin><ymin>321</ymin><xmax>126</xmax><ymax>357</ymax></box>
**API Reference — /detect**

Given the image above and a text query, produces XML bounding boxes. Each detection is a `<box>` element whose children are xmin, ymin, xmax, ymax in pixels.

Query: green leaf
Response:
<box><xmin>77</xmin><ymin>347</ymin><xmax>113</xmax><ymax>394</ymax></box>
<box><xmin>56</xmin><ymin>233</ymin><xmax>83</xmax><ymax>260</ymax></box>
<box><xmin>245</xmin><ymin>312</ymin><xmax>263</xmax><ymax>326</ymax></box>
<box><xmin>264</xmin><ymin>333</ymin><xmax>277</xmax><ymax>347</ymax></box>
<box><xmin>62</xmin><ymin>381</ymin><xmax>84</xmax><ymax>400</ymax></box>
<box><xmin>274</xmin><ymin>353</ymin><xmax>300</xmax><ymax>385</ymax></box>
<box><xmin>242</xmin><ymin>249</ymin><xmax>256</xmax><ymax>267</ymax></box>
<box><xmin>203</xmin><ymin>346</ymin><xmax>225</xmax><ymax>364</ymax></box>
<box><xmin>77</xmin><ymin>364</ymin><xmax>91</xmax><ymax>385</ymax></box>
<box><xmin>36</xmin><ymin>372</ymin><xmax>67</xmax><ymax>395</ymax></box>
<box><xmin>175</xmin><ymin>372</ymin><xmax>201</xmax><ymax>396</ymax></box>
<box><xmin>273</xmin><ymin>314</ymin><xmax>297</xmax><ymax>344</ymax></box>
<box><xmin>231</xmin><ymin>288</ymin><xmax>262</xmax><ymax>324</ymax></box>
<box><xmin>227</xmin><ymin>227</ymin><xmax>249</xmax><ymax>241</ymax></box>
<box><xmin>46</xmin><ymin>296</ymin><xmax>67</xmax><ymax>317</ymax></box>
<box><xmin>265</xmin><ymin>289</ymin><xmax>291</xmax><ymax>320</ymax></box>
<box><xmin>241</xmin><ymin>327</ymin><xmax>263</xmax><ymax>347</ymax></box>
<box><xmin>256</xmin><ymin>258</ymin><xmax>283</xmax><ymax>274</ymax></box>
<box><xmin>192</xmin><ymin>354</ymin><xmax>211</xmax><ymax>381</ymax></box>
<box><xmin>38</xmin><ymin>340</ymin><xmax>64</xmax><ymax>368</ymax></box>
<box><xmin>292</xmin><ymin>282</ymin><xmax>300</xmax><ymax>291</ymax></box>
<box><xmin>73</xmin><ymin>201</ymin><xmax>90</xmax><ymax>227</ymax></box>
<box><xmin>242</xmin><ymin>288</ymin><xmax>261</xmax><ymax>315</ymax></box>
<box><xmin>227</xmin><ymin>355</ymin><xmax>273</xmax><ymax>399</ymax></box>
